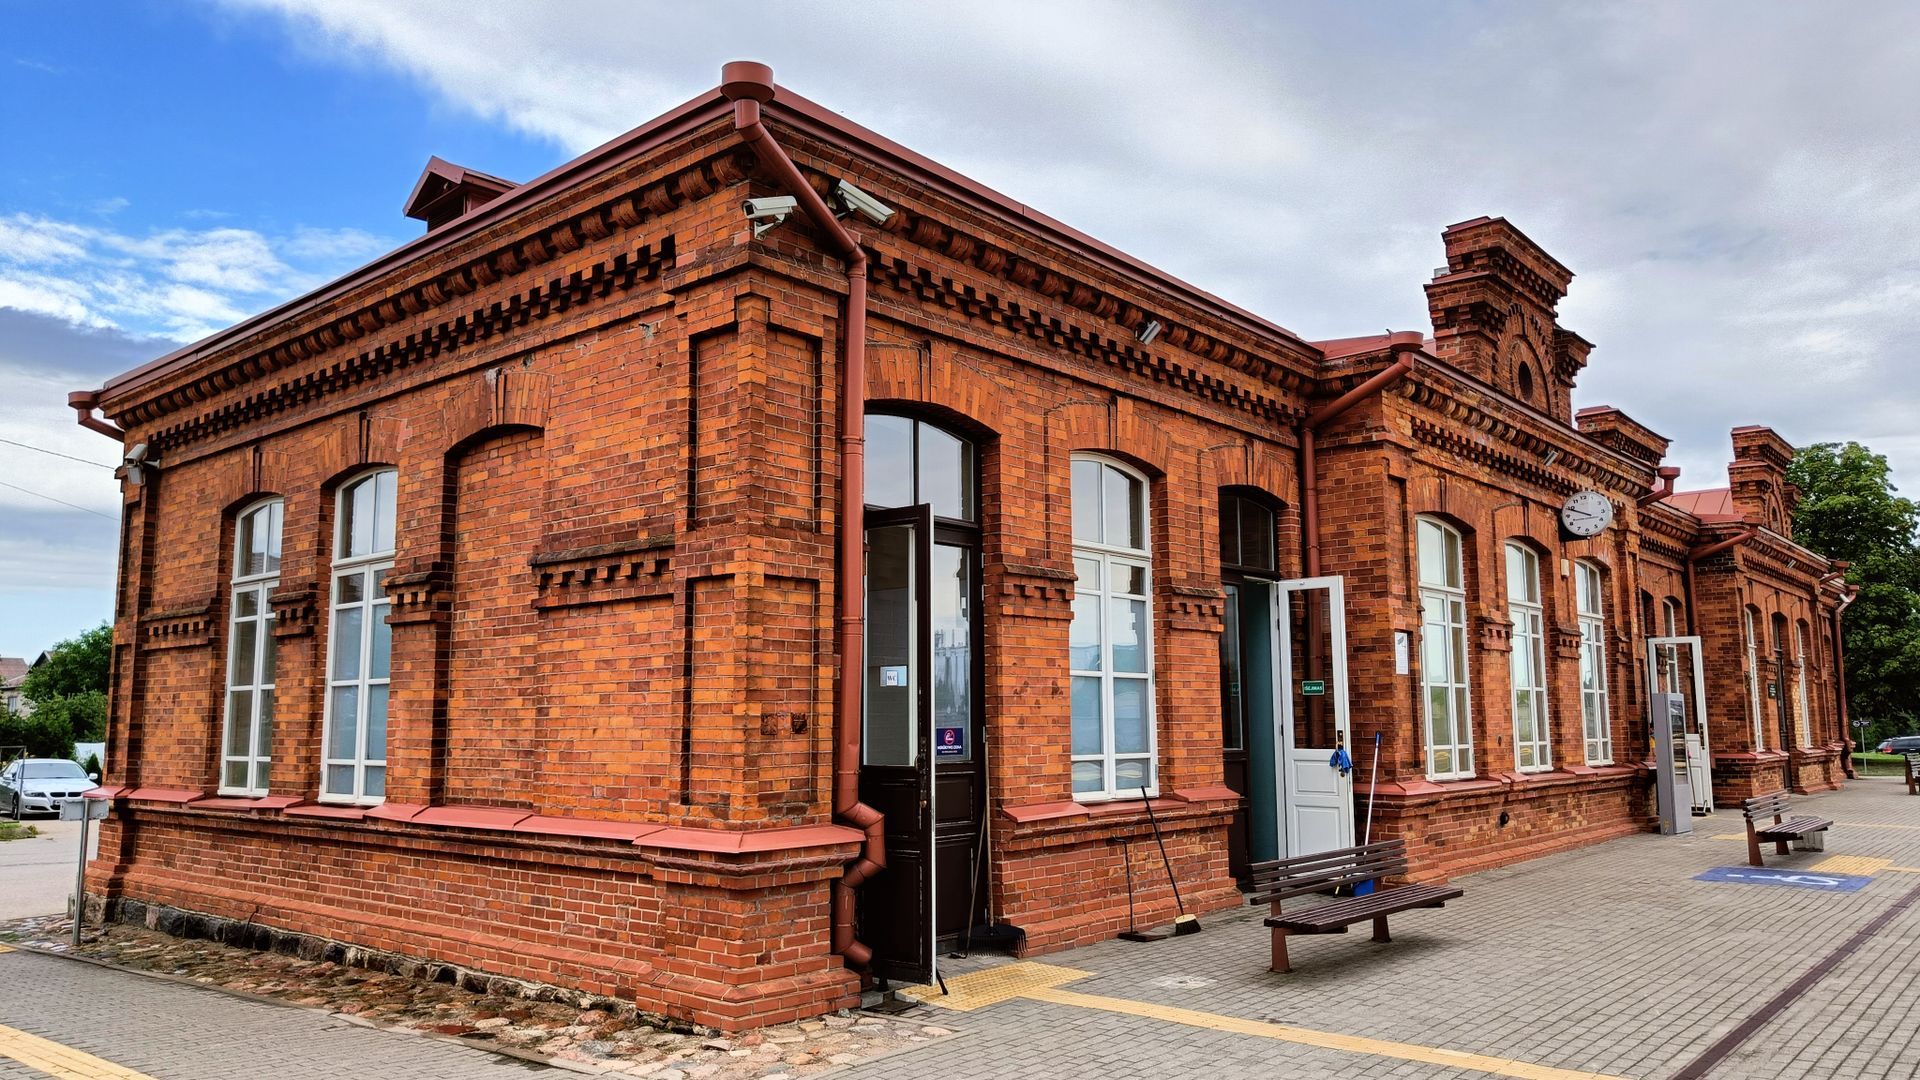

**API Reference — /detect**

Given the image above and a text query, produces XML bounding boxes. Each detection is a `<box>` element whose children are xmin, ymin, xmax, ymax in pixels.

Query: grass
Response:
<box><xmin>1853</xmin><ymin>752</ymin><xmax>1909</xmax><ymax>777</ymax></box>
<box><xmin>0</xmin><ymin>820</ymin><xmax>39</xmax><ymax>841</ymax></box>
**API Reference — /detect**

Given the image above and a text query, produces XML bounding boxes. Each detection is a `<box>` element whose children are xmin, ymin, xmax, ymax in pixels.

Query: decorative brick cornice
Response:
<box><xmin>1552</xmin><ymin>626</ymin><xmax>1583</xmax><ymax>659</ymax></box>
<box><xmin>268</xmin><ymin>586</ymin><xmax>319</xmax><ymax>638</ymax></box>
<box><xmin>385</xmin><ymin>568</ymin><xmax>450</xmax><ymax>626</ymax></box>
<box><xmin>532</xmin><ymin>539</ymin><xmax>674</xmax><ymax>610</ymax></box>
<box><xmin>1479</xmin><ymin>616</ymin><xmax>1513</xmax><ymax>653</ymax></box>
<box><xmin>106</xmin><ymin>149</ymin><xmax>755</xmax><ymax>434</ymax></box>
<box><xmin>139</xmin><ymin>599</ymin><xmax>217</xmax><ymax>650</ymax></box>
<box><xmin>1168</xmin><ymin>584</ymin><xmax>1226</xmax><ymax>633</ymax></box>
<box><xmin>866</xmin><ymin>247</ymin><xmax>1308</xmax><ymax>426</ymax></box>
<box><xmin>994</xmin><ymin>563</ymin><xmax>1074</xmax><ymax>621</ymax></box>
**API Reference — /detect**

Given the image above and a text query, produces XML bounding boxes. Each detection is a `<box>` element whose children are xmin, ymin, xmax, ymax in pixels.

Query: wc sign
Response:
<box><xmin>1694</xmin><ymin>866</ymin><xmax>1871</xmax><ymax>892</ymax></box>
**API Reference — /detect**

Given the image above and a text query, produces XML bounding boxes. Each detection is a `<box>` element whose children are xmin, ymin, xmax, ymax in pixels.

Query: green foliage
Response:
<box><xmin>0</xmin><ymin>706</ymin><xmax>79</xmax><ymax>759</ymax></box>
<box><xmin>20</xmin><ymin>623</ymin><xmax>111</xmax><ymax>704</ymax></box>
<box><xmin>0</xmin><ymin>821</ymin><xmax>39</xmax><ymax>841</ymax></box>
<box><xmin>82</xmin><ymin>752</ymin><xmax>102</xmax><ymax>778</ymax></box>
<box><xmin>1790</xmin><ymin>442</ymin><xmax>1920</xmax><ymax>746</ymax></box>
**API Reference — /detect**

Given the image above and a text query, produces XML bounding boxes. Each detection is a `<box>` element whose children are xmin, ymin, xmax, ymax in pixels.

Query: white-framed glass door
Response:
<box><xmin>1648</xmin><ymin>635</ymin><xmax>1712</xmax><ymax>814</ymax></box>
<box><xmin>1270</xmin><ymin>576</ymin><xmax>1355</xmax><ymax>857</ymax></box>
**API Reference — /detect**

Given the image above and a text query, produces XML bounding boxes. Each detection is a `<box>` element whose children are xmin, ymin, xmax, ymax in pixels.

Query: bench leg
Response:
<box><xmin>1372</xmin><ymin>916</ymin><xmax>1391</xmax><ymax>944</ymax></box>
<box><xmin>1269</xmin><ymin>927</ymin><xmax>1291</xmax><ymax>974</ymax></box>
<box><xmin>1775</xmin><ymin>839</ymin><xmax>1790</xmax><ymax>857</ymax></box>
<box><xmin>1747</xmin><ymin>828</ymin><xmax>1764</xmax><ymax>867</ymax></box>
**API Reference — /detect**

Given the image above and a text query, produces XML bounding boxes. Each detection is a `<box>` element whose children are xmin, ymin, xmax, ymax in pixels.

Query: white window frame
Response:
<box><xmin>1575</xmin><ymin>561</ymin><xmax>1612</xmax><ymax>765</ymax></box>
<box><xmin>1658</xmin><ymin>598</ymin><xmax>1684</xmax><ymax>693</ymax></box>
<box><xmin>220</xmin><ymin>498</ymin><xmax>283</xmax><ymax>795</ymax></box>
<box><xmin>1505</xmin><ymin>543</ymin><xmax>1551</xmax><ymax>772</ymax></box>
<box><xmin>1069</xmin><ymin>456</ymin><xmax>1156</xmax><ymax>801</ymax></box>
<box><xmin>1745</xmin><ymin>608</ymin><xmax>1765</xmax><ymax>751</ymax></box>
<box><xmin>321</xmin><ymin>469</ymin><xmax>396</xmax><ymax>804</ymax></box>
<box><xmin>1794</xmin><ymin>622</ymin><xmax>1811</xmax><ymax>748</ymax></box>
<box><xmin>1417</xmin><ymin>517</ymin><xmax>1474</xmax><ymax>780</ymax></box>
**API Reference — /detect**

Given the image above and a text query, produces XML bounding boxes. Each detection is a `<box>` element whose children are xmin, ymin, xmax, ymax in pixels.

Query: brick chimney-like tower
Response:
<box><xmin>1728</xmin><ymin>425</ymin><xmax>1800</xmax><ymax>537</ymax></box>
<box><xmin>1425</xmin><ymin>217</ymin><xmax>1589</xmax><ymax>425</ymax></box>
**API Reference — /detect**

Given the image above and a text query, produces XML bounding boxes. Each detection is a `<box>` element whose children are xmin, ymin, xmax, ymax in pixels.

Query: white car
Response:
<box><xmin>1</xmin><ymin>758</ymin><xmax>97</xmax><ymax>817</ymax></box>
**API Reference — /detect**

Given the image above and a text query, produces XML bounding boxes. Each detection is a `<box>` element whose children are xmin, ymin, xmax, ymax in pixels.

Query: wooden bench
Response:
<box><xmin>1905</xmin><ymin>752</ymin><xmax>1920</xmax><ymax>795</ymax></box>
<box><xmin>1742</xmin><ymin>791</ymin><xmax>1834</xmax><ymax>867</ymax></box>
<box><xmin>1246</xmin><ymin>839</ymin><xmax>1462</xmax><ymax>973</ymax></box>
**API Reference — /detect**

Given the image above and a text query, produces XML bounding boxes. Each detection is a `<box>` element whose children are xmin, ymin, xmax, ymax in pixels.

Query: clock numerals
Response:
<box><xmin>1561</xmin><ymin>491</ymin><xmax>1614</xmax><ymax>537</ymax></box>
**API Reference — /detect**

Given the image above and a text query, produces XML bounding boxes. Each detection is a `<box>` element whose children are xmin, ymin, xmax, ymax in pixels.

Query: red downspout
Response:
<box><xmin>68</xmin><ymin>391</ymin><xmax>126</xmax><ymax>442</ymax></box>
<box><xmin>1302</xmin><ymin>344</ymin><xmax>1419</xmax><ymax>576</ymax></box>
<box><xmin>1681</xmin><ymin>527</ymin><xmax>1758</xmax><ymax>636</ymax></box>
<box><xmin>1638</xmin><ymin>466</ymin><xmax>1681</xmax><ymax>506</ymax></box>
<box><xmin>720</xmin><ymin>61</ymin><xmax>881</xmax><ymax>970</ymax></box>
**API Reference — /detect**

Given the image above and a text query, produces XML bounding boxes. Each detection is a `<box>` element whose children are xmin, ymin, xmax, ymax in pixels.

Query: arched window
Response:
<box><xmin>865</xmin><ymin>413</ymin><xmax>975</xmax><ymax>522</ymax></box>
<box><xmin>322</xmin><ymin>468</ymin><xmax>397</xmax><ymax>803</ymax></box>
<box><xmin>1070</xmin><ymin>456</ymin><xmax>1153</xmax><ymax>799</ymax></box>
<box><xmin>1794</xmin><ymin>621</ymin><xmax>1812</xmax><ymax>748</ymax></box>
<box><xmin>1417</xmin><ymin>517</ymin><xmax>1473</xmax><ymax>779</ymax></box>
<box><xmin>1575</xmin><ymin>561</ymin><xmax>1612</xmax><ymax>764</ymax></box>
<box><xmin>221</xmin><ymin>498</ymin><xmax>283</xmax><ymax>794</ymax></box>
<box><xmin>1744</xmin><ymin>608</ymin><xmax>1764</xmax><ymax>751</ymax></box>
<box><xmin>1506</xmin><ymin>543</ymin><xmax>1550</xmax><ymax>772</ymax></box>
<box><xmin>1517</xmin><ymin>362</ymin><xmax>1535</xmax><ymax>401</ymax></box>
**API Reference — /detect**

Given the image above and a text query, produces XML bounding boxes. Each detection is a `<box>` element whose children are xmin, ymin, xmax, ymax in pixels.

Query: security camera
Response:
<box><xmin>832</xmin><ymin>180</ymin><xmax>895</xmax><ymax>226</ymax></box>
<box><xmin>743</xmin><ymin>195</ymin><xmax>798</xmax><ymax>237</ymax></box>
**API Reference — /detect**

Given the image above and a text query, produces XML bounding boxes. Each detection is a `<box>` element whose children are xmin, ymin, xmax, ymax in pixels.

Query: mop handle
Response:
<box><xmin>1363</xmin><ymin>731</ymin><xmax>1381</xmax><ymax>846</ymax></box>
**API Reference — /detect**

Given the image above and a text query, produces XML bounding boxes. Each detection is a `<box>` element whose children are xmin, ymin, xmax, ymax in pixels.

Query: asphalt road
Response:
<box><xmin>0</xmin><ymin>818</ymin><xmax>95</xmax><ymax>920</ymax></box>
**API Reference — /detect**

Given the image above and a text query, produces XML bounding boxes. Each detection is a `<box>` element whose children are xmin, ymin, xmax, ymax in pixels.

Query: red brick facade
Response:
<box><xmin>73</xmin><ymin>68</ymin><xmax>1850</xmax><ymax>1028</ymax></box>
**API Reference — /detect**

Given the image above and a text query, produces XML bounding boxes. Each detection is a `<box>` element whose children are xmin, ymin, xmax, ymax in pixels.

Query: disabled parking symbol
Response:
<box><xmin>1694</xmin><ymin>866</ymin><xmax>1872</xmax><ymax>892</ymax></box>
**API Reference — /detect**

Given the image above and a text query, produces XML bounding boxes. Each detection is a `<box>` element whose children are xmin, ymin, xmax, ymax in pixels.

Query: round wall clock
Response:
<box><xmin>1561</xmin><ymin>490</ymin><xmax>1614</xmax><ymax>538</ymax></box>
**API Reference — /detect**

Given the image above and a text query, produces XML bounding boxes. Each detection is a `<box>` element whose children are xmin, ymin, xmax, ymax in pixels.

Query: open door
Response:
<box><xmin>1648</xmin><ymin>635</ymin><xmax>1713</xmax><ymax>814</ymax></box>
<box><xmin>1272</xmin><ymin>577</ymin><xmax>1355</xmax><ymax>857</ymax></box>
<box><xmin>859</xmin><ymin>505</ymin><xmax>936</xmax><ymax>986</ymax></box>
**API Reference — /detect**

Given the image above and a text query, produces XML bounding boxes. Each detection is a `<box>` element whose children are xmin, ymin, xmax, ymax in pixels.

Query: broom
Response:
<box><xmin>1138</xmin><ymin>787</ymin><xmax>1201</xmax><ymax>936</ymax></box>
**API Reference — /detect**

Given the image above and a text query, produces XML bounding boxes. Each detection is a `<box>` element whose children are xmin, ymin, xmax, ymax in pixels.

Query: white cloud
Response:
<box><xmin>0</xmin><ymin>212</ymin><xmax>397</xmax><ymax>342</ymax></box>
<box><xmin>186</xmin><ymin>1</ymin><xmax>1920</xmax><ymax>491</ymax></box>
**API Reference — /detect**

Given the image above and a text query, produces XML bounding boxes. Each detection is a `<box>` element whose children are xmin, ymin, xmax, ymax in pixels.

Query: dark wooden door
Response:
<box><xmin>929</xmin><ymin>532</ymin><xmax>985</xmax><ymax>945</ymax></box>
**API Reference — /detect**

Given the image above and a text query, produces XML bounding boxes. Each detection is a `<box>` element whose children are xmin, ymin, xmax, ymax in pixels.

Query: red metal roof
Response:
<box><xmin>1667</xmin><ymin>487</ymin><xmax>1740</xmax><ymax>522</ymax></box>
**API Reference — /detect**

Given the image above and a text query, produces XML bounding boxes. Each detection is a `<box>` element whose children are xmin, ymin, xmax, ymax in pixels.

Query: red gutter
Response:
<box><xmin>1302</xmin><ymin>340</ymin><xmax>1419</xmax><ymax>575</ymax></box>
<box><xmin>1638</xmin><ymin>466</ymin><xmax>1681</xmax><ymax>506</ymax></box>
<box><xmin>1682</xmin><ymin>527</ymin><xmax>1759</xmax><ymax>635</ymax></box>
<box><xmin>720</xmin><ymin>61</ymin><xmax>883</xmax><ymax>970</ymax></box>
<box><xmin>68</xmin><ymin>391</ymin><xmax>125</xmax><ymax>442</ymax></box>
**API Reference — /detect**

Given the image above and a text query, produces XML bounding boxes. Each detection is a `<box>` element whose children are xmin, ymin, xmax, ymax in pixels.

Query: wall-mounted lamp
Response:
<box><xmin>1137</xmin><ymin>319</ymin><xmax>1162</xmax><ymax>345</ymax></box>
<box><xmin>1542</xmin><ymin>448</ymin><xmax>1562</xmax><ymax>467</ymax></box>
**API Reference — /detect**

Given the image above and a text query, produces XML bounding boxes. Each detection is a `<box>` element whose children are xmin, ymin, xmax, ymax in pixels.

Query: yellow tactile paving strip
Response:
<box><xmin>0</xmin><ymin>943</ymin><xmax>13</xmax><ymax>954</ymax></box>
<box><xmin>0</xmin><ymin>1022</ymin><xmax>158</xmax><ymax>1080</ymax></box>
<box><xmin>1809</xmin><ymin>855</ymin><xmax>1893</xmax><ymax>875</ymax></box>
<box><xmin>901</xmin><ymin>963</ymin><xmax>1627</xmax><ymax>1079</ymax></box>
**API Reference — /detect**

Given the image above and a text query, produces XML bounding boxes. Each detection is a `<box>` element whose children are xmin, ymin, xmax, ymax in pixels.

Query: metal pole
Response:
<box><xmin>72</xmin><ymin>810</ymin><xmax>88</xmax><ymax>947</ymax></box>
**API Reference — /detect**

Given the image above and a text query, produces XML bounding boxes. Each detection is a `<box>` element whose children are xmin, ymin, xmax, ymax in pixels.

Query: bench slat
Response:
<box><xmin>1755</xmin><ymin>816</ymin><xmax>1832</xmax><ymax>839</ymax></box>
<box><xmin>1266</xmin><ymin>884</ymin><xmax>1463</xmax><ymax>933</ymax></box>
<box><xmin>1248</xmin><ymin>840</ymin><xmax>1407</xmax><ymax>879</ymax></box>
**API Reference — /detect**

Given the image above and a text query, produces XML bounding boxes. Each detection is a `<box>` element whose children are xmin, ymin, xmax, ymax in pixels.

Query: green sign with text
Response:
<box><xmin>1302</xmin><ymin>680</ymin><xmax>1326</xmax><ymax>696</ymax></box>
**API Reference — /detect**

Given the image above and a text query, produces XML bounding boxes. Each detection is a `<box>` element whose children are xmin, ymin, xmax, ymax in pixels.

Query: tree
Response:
<box><xmin>21</xmin><ymin>623</ymin><xmax>111</xmax><ymax>705</ymax></box>
<box><xmin>1789</xmin><ymin>442</ymin><xmax>1920</xmax><ymax>746</ymax></box>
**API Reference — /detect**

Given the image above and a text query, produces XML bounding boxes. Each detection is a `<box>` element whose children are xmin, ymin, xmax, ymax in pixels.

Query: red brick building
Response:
<box><xmin>70</xmin><ymin>63</ymin><xmax>1852</xmax><ymax>1028</ymax></box>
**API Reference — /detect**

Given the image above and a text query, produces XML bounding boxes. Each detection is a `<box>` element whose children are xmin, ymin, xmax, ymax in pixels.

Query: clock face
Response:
<box><xmin>1561</xmin><ymin>490</ymin><xmax>1614</xmax><ymax>538</ymax></box>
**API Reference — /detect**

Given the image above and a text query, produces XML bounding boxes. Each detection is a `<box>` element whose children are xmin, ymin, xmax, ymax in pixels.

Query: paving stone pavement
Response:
<box><xmin>0</xmin><ymin>947</ymin><xmax>556</xmax><ymax>1078</ymax></box>
<box><xmin>849</xmin><ymin>777</ymin><xmax>1920</xmax><ymax>1080</ymax></box>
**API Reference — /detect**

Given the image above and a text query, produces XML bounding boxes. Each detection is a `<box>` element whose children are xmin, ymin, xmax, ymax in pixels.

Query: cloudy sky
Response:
<box><xmin>3</xmin><ymin>2</ymin><xmax>1917</xmax><ymax>657</ymax></box>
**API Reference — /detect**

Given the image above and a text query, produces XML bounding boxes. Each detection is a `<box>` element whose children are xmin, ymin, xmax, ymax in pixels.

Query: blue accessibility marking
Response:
<box><xmin>1694</xmin><ymin>866</ymin><xmax>1871</xmax><ymax>892</ymax></box>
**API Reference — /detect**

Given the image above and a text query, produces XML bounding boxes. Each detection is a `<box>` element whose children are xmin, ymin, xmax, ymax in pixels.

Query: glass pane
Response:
<box><xmin>230</xmin><ymin>619</ymin><xmax>258</xmax><ymax>686</ymax></box>
<box><xmin>1443</xmin><ymin>527</ymin><xmax>1463</xmax><ymax>588</ymax></box>
<box><xmin>931</xmin><ymin>545</ymin><xmax>970</xmax><ymax>749</ymax></box>
<box><xmin>1422</xmin><ymin>621</ymin><xmax>1447</xmax><ymax>680</ymax></box>
<box><xmin>919</xmin><ymin>424</ymin><xmax>972</xmax><ymax>521</ymax></box>
<box><xmin>343</xmin><ymin>476</ymin><xmax>373</xmax><ymax>558</ymax></box>
<box><xmin>1115</xmin><ymin>758</ymin><xmax>1150</xmax><ymax>793</ymax></box>
<box><xmin>1072</xmin><ymin>760</ymin><xmax>1104</xmax><ymax>794</ymax></box>
<box><xmin>1238</xmin><ymin>500</ymin><xmax>1274</xmax><ymax>571</ymax></box>
<box><xmin>332</xmin><ymin>607</ymin><xmax>363</xmax><ymax>680</ymax></box>
<box><xmin>234</xmin><ymin>586</ymin><xmax>259</xmax><ymax>619</ymax></box>
<box><xmin>369</xmin><ymin>613</ymin><xmax>392</xmax><ymax>680</ymax></box>
<box><xmin>1427</xmin><ymin>686</ymin><xmax>1451</xmax><ymax>741</ymax></box>
<box><xmin>336</xmin><ymin>571</ymin><xmax>364</xmax><ymax>605</ymax></box>
<box><xmin>1432</xmin><ymin>747</ymin><xmax>1452</xmax><ymax>776</ymax></box>
<box><xmin>865</xmin><ymin>414</ymin><xmax>913</xmax><ymax>510</ymax></box>
<box><xmin>1110</xmin><ymin>563</ymin><xmax>1147</xmax><ymax>597</ymax></box>
<box><xmin>1104</xmin><ymin>466</ymin><xmax>1143</xmax><ymax>551</ymax></box>
<box><xmin>1071</xmin><ymin>677</ymin><xmax>1103</xmax><ymax>755</ymax></box>
<box><xmin>373</xmin><ymin>469</ymin><xmax>397</xmax><ymax>553</ymax></box>
<box><xmin>366</xmin><ymin>684</ymin><xmax>389</xmax><ymax>760</ymax></box>
<box><xmin>1220</xmin><ymin>585</ymin><xmax>1244</xmax><ymax>750</ymax></box>
<box><xmin>1517</xmin><ymin>742</ymin><xmax>1536</xmax><ymax>769</ymax></box>
<box><xmin>1218</xmin><ymin>496</ymin><xmax>1240</xmax><ymax>565</ymax></box>
<box><xmin>1074</xmin><ymin>557</ymin><xmax>1100</xmax><ymax>588</ymax></box>
<box><xmin>862</xmin><ymin>524</ymin><xmax>915</xmax><ymax>766</ymax></box>
<box><xmin>1113</xmin><ymin>679</ymin><xmax>1150</xmax><ymax>753</ymax></box>
<box><xmin>1072</xmin><ymin>459</ymin><xmax>1102</xmax><ymax>543</ymax></box>
<box><xmin>328</xmin><ymin>686</ymin><xmax>360</xmax><ymax>759</ymax></box>
<box><xmin>260</xmin><ymin>621</ymin><xmax>277</xmax><ymax>684</ymax></box>
<box><xmin>224</xmin><ymin>760</ymin><xmax>249</xmax><ymax>789</ymax></box>
<box><xmin>257</xmin><ymin>690</ymin><xmax>274</xmax><ymax>762</ymax></box>
<box><xmin>325</xmin><ymin>764</ymin><xmax>355</xmax><ymax>795</ymax></box>
<box><xmin>226</xmin><ymin>692</ymin><xmax>252</xmax><ymax>755</ymax></box>
<box><xmin>1110</xmin><ymin>598</ymin><xmax>1148</xmax><ymax>672</ymax></box>
<box><xmin>1069</xmin><ymin>595</ymin><xmax>1101</xmax><ymax>671</ymax></box>
<box><xmin>364</xmin><ymin>765</ymin><xmax>385</xmax><ymax>798</ymax></box>
<box><xmin>1417</xmin><ymin>520</ymin><xmax>1443</xmax><ymax>586</ymax></box>
<box><xmin>1515</xmin><ymin>693</ymin><xmax>1534</xmax><ymax>741</ymax></box>
<box><xmin>1450</xmin><ymin>615</ymin><xmax>1467</xmax><ymax>674</ymax></box>
<box><xmin>264</xmin><ymin>501</ymin><xmax>283</xmax><ymax>574</ymax></box>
